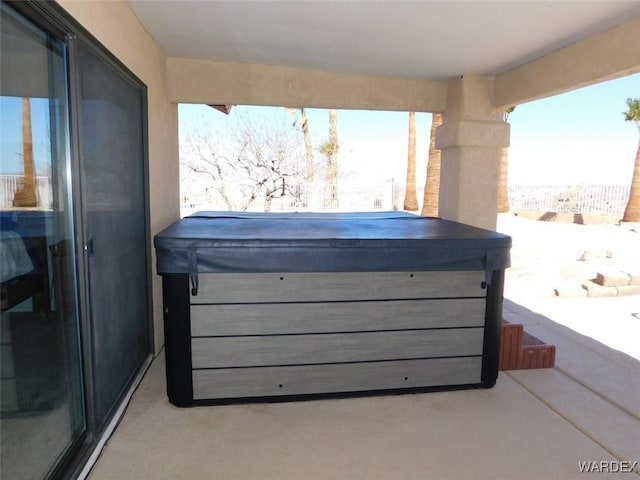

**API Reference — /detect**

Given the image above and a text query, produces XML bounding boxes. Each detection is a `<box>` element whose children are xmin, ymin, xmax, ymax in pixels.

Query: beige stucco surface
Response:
<box><xmin>495</xmin><ymin>16</ymin><xmax>640</xmax><ymax>108</ymax></box>
<box><xmin>167</xmin><ymin>57</ymin><xmax>448</xmax><ymax>112</ymax></box>
<box><xmin>436</xmin><ymin>77</ymin><xmax>509</xmax><ymax>230</ymax></box>
<box><xmin>57</xmin><ymin>0</ymin><xmax>179</xmax><ymax>352</ymax></box>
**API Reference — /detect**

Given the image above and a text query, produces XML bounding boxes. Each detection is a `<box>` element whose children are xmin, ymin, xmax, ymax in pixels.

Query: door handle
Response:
<box><xmin>84</xmin><ymin>238</ymin><xmax>94</xmax><ymax>257</ymax></box>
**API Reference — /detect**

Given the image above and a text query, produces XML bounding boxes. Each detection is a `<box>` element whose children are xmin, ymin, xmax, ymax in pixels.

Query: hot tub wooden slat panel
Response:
<box><xmin>192</xmin><ymin>356</ymin><xmax>483</xmax><ymax>400</ymax></box>
<box><xmin>191</xmin><ymin>298</ymin><xmax>486</xmax><ymax>336</ymax></box>
<box><xmin>192</xmin><ymin>271</ymin><xmax>485</xmax><ymax>304</ymax></box>
<box><xmin>191</xmin><ymin>328</ymin><xmax>484</xmax><ymax>369</ymax></box>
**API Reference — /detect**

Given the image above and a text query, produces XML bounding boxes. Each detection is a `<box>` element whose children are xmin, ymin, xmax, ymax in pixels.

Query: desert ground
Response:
<box><xmin>496</xmin><ymin>211</ymin><xmax>640</xmax><ymax>360</ymax></box>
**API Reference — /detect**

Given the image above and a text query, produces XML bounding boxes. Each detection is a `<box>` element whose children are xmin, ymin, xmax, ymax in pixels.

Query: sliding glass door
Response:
<box><xmin>1</xmin><ymin>2</ymin><xmax>152</xmax><ymax>478</ymax></box>
<box><xmin>0</xmin><ymin>4</ymin><xmax>85</xmax><ymax>479</ymax></box>
<box><xmin>76</xmin><ymin>39</ymin><xmax>151</xmax><ymax>431</ymax></box>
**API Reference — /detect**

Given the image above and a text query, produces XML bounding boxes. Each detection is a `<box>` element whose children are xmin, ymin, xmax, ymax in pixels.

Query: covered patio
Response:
<box><xmin>55</xmin><ymin>0</ymin><xmax>640</xmax><ymax>350</ymax></box>
<box><xmin>48</xmin><ymin>1</ymin><xmax>640</xmax><ymax>478</ymax></box>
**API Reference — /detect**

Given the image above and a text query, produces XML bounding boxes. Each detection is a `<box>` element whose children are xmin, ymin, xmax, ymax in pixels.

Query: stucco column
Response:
<box><xmin>436</xmin><ymin>76</ymin><xmax>509</xmax><ymax>230</ymax></box>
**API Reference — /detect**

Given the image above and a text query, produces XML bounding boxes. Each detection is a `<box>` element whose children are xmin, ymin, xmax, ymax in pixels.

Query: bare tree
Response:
<box><xmin>181</xmin><ymin>112</ymin><xmax>305</xmax><ymax>211</ymax></box>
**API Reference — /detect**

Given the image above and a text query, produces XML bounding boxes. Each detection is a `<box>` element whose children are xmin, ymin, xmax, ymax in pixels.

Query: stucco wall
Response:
<box><xmin>167</xmin><ymin>58</ymin><xmax>448</xmax><ymax>112</ymax></box>
<box><xmin>495</xmin><ymin>16</ymin><xmax>640</xmax><ymax>108</ymax></box>
<box><xmin>436</xmin><ymin>76</ymin><xmax>509</xmax><ymax>230</ymax></box>
<box><xmin>58</xmin><ymin>0</ymin><xmax>178</xmax><ymax>353</ymax></box>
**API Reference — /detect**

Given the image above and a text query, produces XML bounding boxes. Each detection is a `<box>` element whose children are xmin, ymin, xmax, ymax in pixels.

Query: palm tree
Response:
<box><xmin>622</xmin><ymin>97</ymin><xmax>640</xmax><ymax>222</ymax></box>
<box><xmin>403</xmin><ymin>111</ymin><xmax>419</xmax><ymax>211</ymax></box>
<box><xmin>320</xmin><ymin>109</ymin><xmax>339</xmax><ymax>207</ymax></box>
<box><xmin>13</xmin><ymin>97</ymin><xmax>37</xmax><ymax>207</ymax></box>
<box><xmin>421</xmin><ymin>112</ymin><xmax>443</xmax><ymax>217</ymax></box>
<box><xmin>300</xmin><ymin>108</ymin><xmax>315</xmax><ymax>182</ymax></box>
<box><xmin>288</xmin><ymin>107</ymin><xmax>316</xmax><ymax>182</ymax></box>
<box><xmin>497</xmin><ymin>106</ymin><xmax>515</xmax><ymax>213</ymax></box>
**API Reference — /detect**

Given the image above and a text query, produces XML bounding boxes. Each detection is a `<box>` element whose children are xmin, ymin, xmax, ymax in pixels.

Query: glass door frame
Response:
<box><xmin>4</xmin><ymin>2</ymin><xmax>154</xmax><ymax>478</ymax></box>
<box><xmin>69</xmin><ymin>21</ymin><xmax>153</xmax><ymax>437</ymax></box>
<box><xmin>1</xmin><ymin>3</ymin><xmax>89</xmax><ymax>478</ymax></box>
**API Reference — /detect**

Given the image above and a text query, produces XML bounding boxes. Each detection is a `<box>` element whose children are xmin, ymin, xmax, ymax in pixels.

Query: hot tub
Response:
<box><xmin>154</xmin><ymin>211</ymin><xmax>511</xmax><ymax>406</ymax></box>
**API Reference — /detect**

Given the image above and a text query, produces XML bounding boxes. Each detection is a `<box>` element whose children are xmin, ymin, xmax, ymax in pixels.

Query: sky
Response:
<box><xmin>508</xmin><ymin>73</ymin><xmax>640</xmax><ymax>185</ymax></box>
<box><xmin>179</xmin><ymin>72</ymin><xmax>640</xmax><ymax>187</ymax></box>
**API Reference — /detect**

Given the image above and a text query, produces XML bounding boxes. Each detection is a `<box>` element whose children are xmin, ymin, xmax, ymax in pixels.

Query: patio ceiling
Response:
<box><xmin>128</xmin><ymin>0</ymin><xmax>640</xmax><ymax>80</ymax></box>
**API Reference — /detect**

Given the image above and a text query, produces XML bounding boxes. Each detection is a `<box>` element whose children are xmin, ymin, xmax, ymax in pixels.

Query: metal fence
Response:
<box><xmin>508</xmin><ymin>184</ymin><xmax>630</xmax><ymax>215</ymax></box>
<box><xmin>0</xmin><ymin>175</ymin><xmax>53</xmax><ymax>209</ymax></box>
<box><xmin>3</xmin><ymin>175</ymin><xmax>627</xmax><ymax>216</ymax></box>
<box><xmin>182</xmin><ymin>182</ymin><xmax>631</xmax><ymax>216</ymax></box>
<box><xmin>181</xmin><ymin>179</ymin><xmax>403</xmax><ymax>215</ymax></box>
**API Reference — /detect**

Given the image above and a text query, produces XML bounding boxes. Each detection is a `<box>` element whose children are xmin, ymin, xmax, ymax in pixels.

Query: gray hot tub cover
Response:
<box><xmin>154</xmin><ymin>211</ymin><xmax>511</xmax><ymax>294</ymax></box>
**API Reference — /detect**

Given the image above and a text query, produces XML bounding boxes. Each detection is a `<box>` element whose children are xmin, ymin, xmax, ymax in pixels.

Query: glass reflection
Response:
<box><xmin>1</xmin><ymin>4</ymin><xmax>85</xmax><ymax>479</ymax></box>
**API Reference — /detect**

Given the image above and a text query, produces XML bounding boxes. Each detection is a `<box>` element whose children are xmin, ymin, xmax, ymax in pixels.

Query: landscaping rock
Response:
<box><xmin>623</xmin><ymin>270</ymin><xmax>640</xmax><ymax>286</ymax></box>
<box><xmin>595</xmin><ymin>271</ymin><xmax>631</xmax><ymax>287</ymax></box>
<box><xmin>553</xmin><ymin>283</ymin><xmax>588</xmax><ymax>298</ymax></box>
<box><xmin>616</xmin><ymin>285</ymin><xmax>640</xmax><ymax>297</ymax></box>
<box><xmin>581</xmin><ymin>280</ymin><xmax>618</xmax><ymax>298</ymax></box>
<box><xmin>578</xmin><ymin>249</ymin><xmax>613</xmax><ymax>261</ymax></box>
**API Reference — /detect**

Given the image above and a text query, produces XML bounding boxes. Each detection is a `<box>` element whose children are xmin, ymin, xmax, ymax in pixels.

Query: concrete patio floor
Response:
<box><xmin>86</xmin><ymin>298</ymin><xmax>639</xmax><ymax>480</ymax></box>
